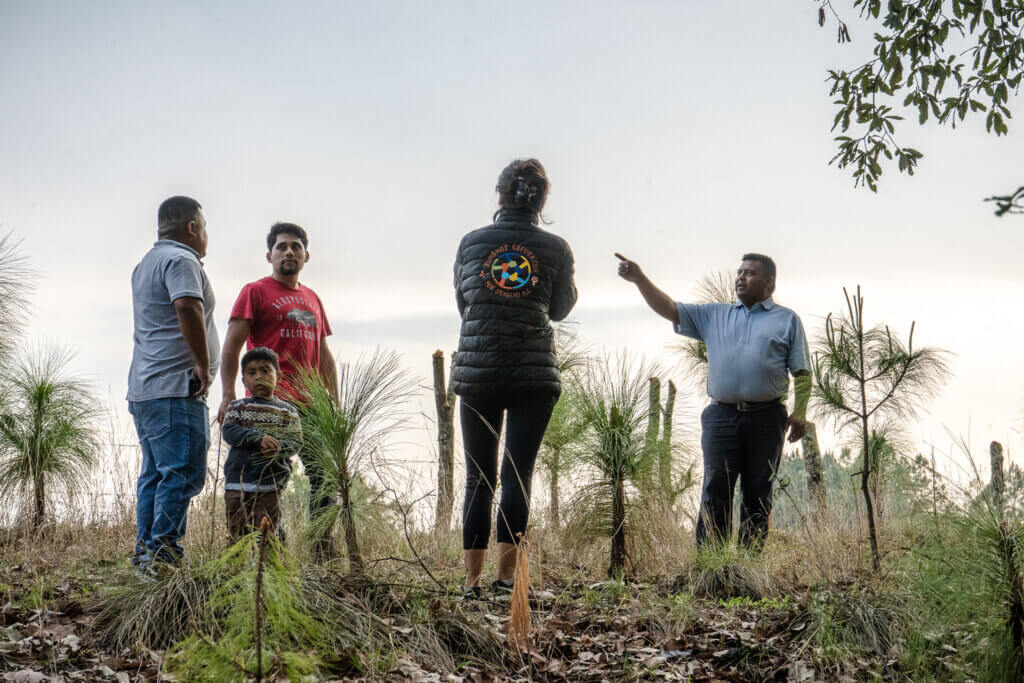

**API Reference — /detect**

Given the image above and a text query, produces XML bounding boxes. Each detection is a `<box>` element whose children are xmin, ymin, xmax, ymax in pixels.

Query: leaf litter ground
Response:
<box><xmin>1</xmin><ymin>557</ymin><xmax>830</xmax><ymax>682</ymax></box>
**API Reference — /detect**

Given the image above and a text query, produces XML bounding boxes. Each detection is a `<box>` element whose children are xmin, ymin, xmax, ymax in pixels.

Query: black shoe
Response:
<box><xmin>459</xmin><ymin>585</ymin><xmax>483</xmax><ymax>601</ymax></box>
<box><xmin>490</xmin><ymin>578</ymin><xmax>515</xmax><ymax>595</ymax></box>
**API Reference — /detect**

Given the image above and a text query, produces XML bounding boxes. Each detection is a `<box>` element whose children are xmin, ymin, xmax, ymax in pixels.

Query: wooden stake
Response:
<box><xmin>433</xmin><ymin>351</ymin><xmax>456</xmax><ymax>531</ymax></box>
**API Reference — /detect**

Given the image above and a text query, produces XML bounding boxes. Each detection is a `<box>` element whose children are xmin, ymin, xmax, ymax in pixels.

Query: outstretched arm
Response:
<box><xmin>615</xmin><ymin>253</ymin><xmax>678</xmax><ymax>323</ymax></box>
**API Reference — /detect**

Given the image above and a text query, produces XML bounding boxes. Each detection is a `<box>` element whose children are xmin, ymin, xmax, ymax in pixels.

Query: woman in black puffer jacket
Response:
<box><xmin>452</xmin><ymin>158</ymin><xmax>577</xmax><ymax>595</ymax></box>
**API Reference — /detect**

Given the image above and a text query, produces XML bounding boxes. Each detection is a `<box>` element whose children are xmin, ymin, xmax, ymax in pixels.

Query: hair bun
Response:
<box><xmin>513</xmin><ymin>176</ymin><xmax>538</xmax><ymax>204</ymax></box>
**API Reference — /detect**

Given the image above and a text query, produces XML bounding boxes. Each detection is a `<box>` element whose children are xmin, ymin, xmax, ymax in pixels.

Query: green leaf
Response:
<box><xmin>994</xmin><ymin>114</ymin><xmax>1009</xmax><ymax>135</ymax></box>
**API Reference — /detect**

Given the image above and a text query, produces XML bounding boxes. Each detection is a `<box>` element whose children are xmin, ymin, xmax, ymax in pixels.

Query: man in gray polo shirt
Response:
<box><xmin>127</xmin><ymin>195</ymin><xmax>220</xmax><ymax>569</ymax></box>
<box><xmin>617</xmin><ymin>252</ymin><xmax>810</xmax><ymax>550</ymax></box>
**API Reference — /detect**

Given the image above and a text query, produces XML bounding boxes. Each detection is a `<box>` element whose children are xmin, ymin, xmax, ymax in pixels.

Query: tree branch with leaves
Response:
<box><xmin>819</xmin><ymin>0</ymin><xmax>1023</xmax><ymax>193</ymax></box>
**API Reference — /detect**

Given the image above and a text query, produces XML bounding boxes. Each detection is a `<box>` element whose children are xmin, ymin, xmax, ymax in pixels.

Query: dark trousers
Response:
<box><xmin>461</xmin><ymin>392</ymin><xmax>558</xmax><ymax>550</ymax></box>
<box><xmin>288</xmin><ymin>408</ymin><xmax>336</xmax><ymax>557</ymax></box>
<box><xmin>696</xmin><ymin>402</ymin><xmax>787</xmax><ymax>550</ymax></box>
<box><xmin>225</xmin><ymin>489</ymin><xmax>282</xmax><ymax>540</ymax></box>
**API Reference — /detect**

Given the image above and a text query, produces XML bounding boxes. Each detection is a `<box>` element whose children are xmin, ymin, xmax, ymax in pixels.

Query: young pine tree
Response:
<box><xmin>296</xmin><ymin>349</ymin><xmax>415</xmax><ymax>571</ymax></box>
<box><xmin>812</xmin><ymin>286</ymin><xmax>949</xmax><ymax>570</ymax></box>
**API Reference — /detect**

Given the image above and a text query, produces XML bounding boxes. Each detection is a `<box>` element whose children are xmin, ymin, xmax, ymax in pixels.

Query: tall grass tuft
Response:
<box><xmin>91</xmin><ymin>555</ymin><xmax>217</xmax><ymax>650</ymax></box>
<box><xmin>295</xmin><ymin>348</ymin><xmax>416</xmax><ymax>570</ymax></box>
<box><xmin>562</xmin><ymin>353</ymin><xmax>690</xmax><ymax>577</ymax></box>
<box><xmin>0</xmin><ymin>344</ymin><xmax>103</xmax><ymax>531</ymax></box>
<box><xmin>0</xmin><ymin>232</ymin><xmax>37</xmax><ymax>366</ymax></box>
<box><xmin>877</xmin><ymin>437</ymin><xmax>1024</xmax><ymax>681</ymax></box>
<box><xmin>676</xmin><ymin>545</ymin><xmax>769</xmax><ymax>600</ymax></box>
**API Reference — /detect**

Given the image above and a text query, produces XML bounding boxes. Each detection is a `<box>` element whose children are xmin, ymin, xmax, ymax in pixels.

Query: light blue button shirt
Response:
<box><xmin>127</xmin><ymin>240</ymin><xmax>220</xmax><ymax>401</ymax></box>
<box><xmin>673</xmin><ymin>297</ymin><xmax>810</xmax><ymax>403</ymax></box>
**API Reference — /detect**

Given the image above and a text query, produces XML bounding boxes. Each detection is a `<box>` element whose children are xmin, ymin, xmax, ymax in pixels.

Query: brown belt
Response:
<box><xmin>715</xmin><ymin>398</ymin><xmax>784</xmax><ymax>413</ymax></box>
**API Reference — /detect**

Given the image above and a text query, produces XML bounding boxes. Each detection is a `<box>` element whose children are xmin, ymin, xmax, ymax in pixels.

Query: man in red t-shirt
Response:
<box><xmin>218</xmin><ymin>222</ymin><xmax>338</xmax><ymax>556</ymax></box>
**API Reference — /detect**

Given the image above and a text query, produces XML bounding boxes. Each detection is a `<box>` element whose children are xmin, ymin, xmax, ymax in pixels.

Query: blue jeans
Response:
<box><xmin>696</xmin><ymin>402</ymin><xmax>787</xmax><ymax>551</ymax></box>
<box><xmin>129</xmin><ymin>397</ymin><xmax>210</xmax><ymax>564</ymax></box>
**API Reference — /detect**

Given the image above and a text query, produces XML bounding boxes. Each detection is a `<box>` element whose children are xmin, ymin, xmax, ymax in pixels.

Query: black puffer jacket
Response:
<box><xmin>452</xmin><ymin>208</ymin><xmax>577</xmax><ymax>397</ymax></box>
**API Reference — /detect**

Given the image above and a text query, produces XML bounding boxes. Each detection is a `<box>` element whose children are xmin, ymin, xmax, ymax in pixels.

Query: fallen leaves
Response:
<box><xmin>0</xmin><ymin>564</ymin><xmax>835</xmax><ymax>681</ymax></box>
<box><xmin>443</xmin><ymin>582</ymin><xmax>822</xmax><ymax>681</ymax></box>
<box><xmin>0</xmin><ymin>600</ymin><xmax>158</xmax><ymax>682</ymax></box>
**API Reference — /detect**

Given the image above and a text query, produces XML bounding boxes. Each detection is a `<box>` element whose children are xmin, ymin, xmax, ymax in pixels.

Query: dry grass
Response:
<box><xmin>90</xmin><ymin>561</ymin><xmax>216</xmax><ymax>650</ymax></box>
<box><xmin>675</xmin><ymin>545</ymin><xmax>770</xmax><ymax>600</ymax></box>
<box><xmin>3</xmin><ymin>430</ymin><xmax>1012</xmax><ymax>682</ymax></box>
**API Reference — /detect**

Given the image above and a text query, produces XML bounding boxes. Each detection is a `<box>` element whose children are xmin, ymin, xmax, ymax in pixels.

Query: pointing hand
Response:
<box><xmin>615</xmin><ymin>253</ymin><xmax>644</xmax><ymax>283</ymax></box>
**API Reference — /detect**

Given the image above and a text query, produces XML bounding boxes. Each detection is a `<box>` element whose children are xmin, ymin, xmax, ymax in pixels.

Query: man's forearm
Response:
<box><xmin>635</xmin><ymin>275</ymin><xmax>678</xmax><ymax>323</ymax></box>
<box><xmin>219</xmin><ymin>319</ymin><xmax>252</xmax><ymax>400</ymax></box>
<box><xmin>319</xmin><ymin>347</ymin><xmax>339</xmax><ymax>400</ymax></box>
<box><xmin>220</xmin><ymin>348</ymin><xmax>240</xmax><ymax>399</ymax></box>
<box><xmin>174</xmin><ymin>298</ymin><xmax>210</xmax><ymax>372</ymax></box>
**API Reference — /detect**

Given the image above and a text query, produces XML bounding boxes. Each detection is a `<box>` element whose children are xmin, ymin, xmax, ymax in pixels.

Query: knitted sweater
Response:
<box><xmin>221</xmin><ymin>396</ymin><xmax>302</xmax><ymax>491</ymax></box>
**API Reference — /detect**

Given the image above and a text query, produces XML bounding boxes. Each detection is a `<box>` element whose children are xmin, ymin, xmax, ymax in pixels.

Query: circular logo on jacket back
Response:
<box><xmin>480</xmin><ymin>244</ymin><xmax>540</xmax><ymax>299</ymax></box>
<box><xmin>491</xmin><ymin>251</ymin><xmax>533</xmax><ymax>290</ymax></box>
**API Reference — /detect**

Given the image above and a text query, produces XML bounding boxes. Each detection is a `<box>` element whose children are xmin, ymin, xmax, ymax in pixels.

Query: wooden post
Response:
<box><xmin>645</xmin><ymin>378</ymin><xmax>661</xmax><ymax>491</ymax></box>
<box><xmin>433</xmin><ymin>351</ymin><xmax>456</xmax><ymax>532</ymax></box>
<box><xmin>801</xmin><ymin>422</ymin><xmax>826</xmax><ymax>518</ymax></box>
<box><xmin>659</xmin><ymin>380</ymin><xmax>676</xmax><ymax>499</ymax></box>
<box><xmin>991</xmin><ymin>440</ymin><xmax>1005</xmax><ymax>518</ymax></box>
<box><xmin>549</xmin><ymin>451</ymin><xmax>561</xmax><ymax>530</ymax></box>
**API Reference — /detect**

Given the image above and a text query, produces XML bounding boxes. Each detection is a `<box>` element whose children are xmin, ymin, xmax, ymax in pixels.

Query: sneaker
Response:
<box><xmin>490</xmin><ymin>578</ymin><xmax>515</xmax><ymax>596</ymax></box>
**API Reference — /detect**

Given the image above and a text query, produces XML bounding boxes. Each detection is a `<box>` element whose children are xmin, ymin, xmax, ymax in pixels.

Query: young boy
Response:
<box><xmin>221</xmin><ymin>347</ymin><xmax>302</xmax><ymax>539</ymax></box>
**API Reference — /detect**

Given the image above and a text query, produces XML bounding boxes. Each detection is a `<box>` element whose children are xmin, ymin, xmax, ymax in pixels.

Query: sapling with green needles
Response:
<box><xmin>811</xmin><ymin>286</ymin><xmax>949</xmax><ymax>570</ymax></box>
<box><xmin>295</xmin><ymin>349</ymin><xmax>416</xmax><ymax>571</ymax></box>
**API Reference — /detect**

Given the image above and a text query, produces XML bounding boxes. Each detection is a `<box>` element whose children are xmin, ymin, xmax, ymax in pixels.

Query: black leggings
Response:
<box><xmin>461</xmin><ymin>392</ymin><xmax>558</xmax><ymax>550</ymax></box>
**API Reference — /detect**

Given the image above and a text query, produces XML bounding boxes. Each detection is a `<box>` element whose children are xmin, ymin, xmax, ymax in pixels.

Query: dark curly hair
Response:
<box><xmin>241</xmin><ymin>346</ymin><xmax>280</xmax><ymax>372</ymax></box>
<box><xmin>494</xmin><ymin>158</ymin><xmax>550</xmax><ymax>222</ymax></box>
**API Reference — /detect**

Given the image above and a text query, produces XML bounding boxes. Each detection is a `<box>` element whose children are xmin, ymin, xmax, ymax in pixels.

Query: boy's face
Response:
<box><xmin>242</xmin><ymin>360</ymin><xmax>278</xmax><ymax>398</ymax></box>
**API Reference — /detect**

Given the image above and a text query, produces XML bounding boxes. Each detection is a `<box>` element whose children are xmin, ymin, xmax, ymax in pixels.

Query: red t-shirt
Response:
<box><xmin>229</xmin><ymin>277</ymin><xmax>333</xmax><ymax>400</ymax></box>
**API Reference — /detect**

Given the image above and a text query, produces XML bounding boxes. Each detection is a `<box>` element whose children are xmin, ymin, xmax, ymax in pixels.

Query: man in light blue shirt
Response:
<box><xmin>617</xmin><ymin>252</ymin><xmax>810</xmax><ymax>550</ymax></box>
<box><xmin>127</xmin><ymin>195</ymin><xmax>219</xmax><ymax>572</ymax></box>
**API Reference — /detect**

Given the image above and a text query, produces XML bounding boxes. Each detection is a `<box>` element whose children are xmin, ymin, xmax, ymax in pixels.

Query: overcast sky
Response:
<box><xmin>2</xmin><ymin>1</ymin><xmax>1022</xmax><ymax>487</ymax></box>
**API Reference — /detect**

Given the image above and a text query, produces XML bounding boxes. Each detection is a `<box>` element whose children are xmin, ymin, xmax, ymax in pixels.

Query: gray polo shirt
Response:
<box><xmin>127</xmin><ymin>240</ymin><xmax>220</xmax><ymax>401</ymax></box>
<box><xmin>673</xmin><ymin>297</ymin><xmax>810</xmax><ymax>403</ymax></box>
